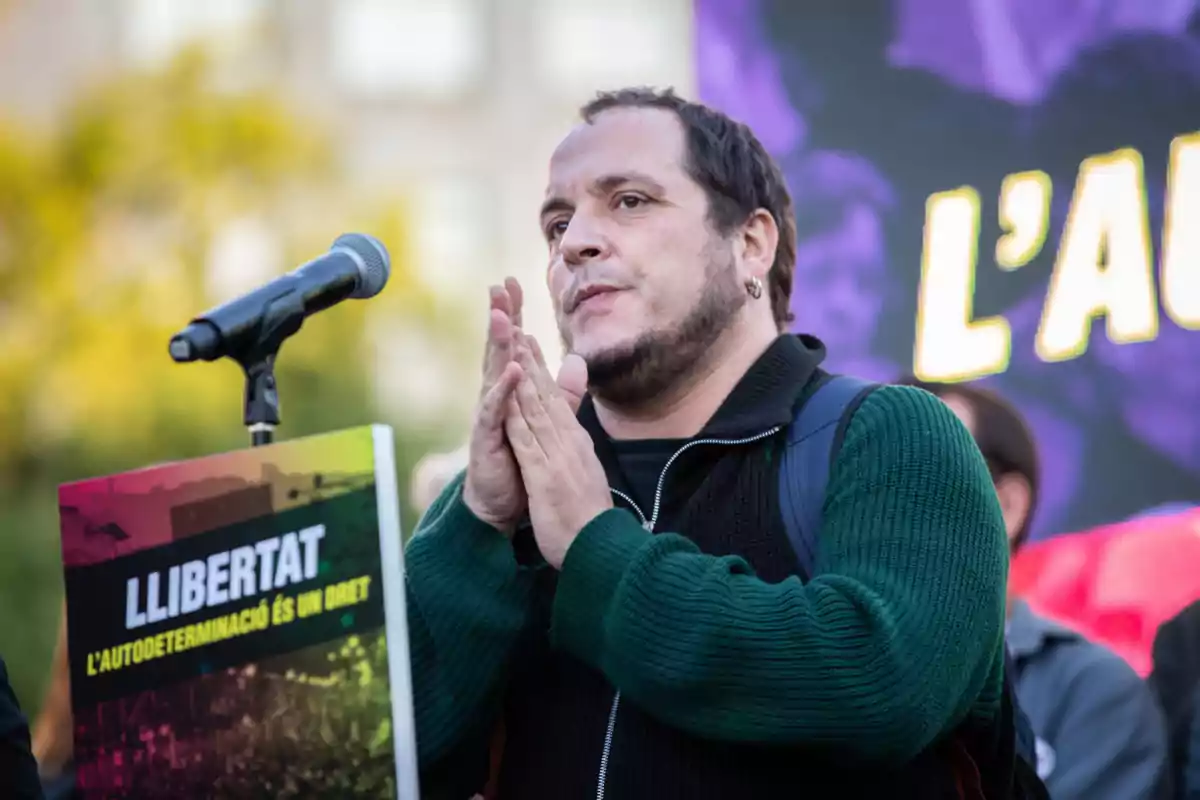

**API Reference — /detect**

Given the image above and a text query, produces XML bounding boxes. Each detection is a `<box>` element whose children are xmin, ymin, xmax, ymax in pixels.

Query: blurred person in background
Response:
<box><xmin>905</xmin><ymin>377</ymin><xmax>1172</xmax><ymax>799</ymax></box>
<box><xmin>404</xmin><ymin>87</ymin><xmax>1026</xmax><ymax>799</ymax></box>
<box><xmin>1150</xmin><ymin>598</ymin><xmax>1200</xmax><ymax>799</ymax></box>
<box><xmin>0</xmin><ymin>653</ymin><xmax>42</xmax><ymax>799</ymax></box>
<box><xmin>410</xmin><ymin>445</ymin><xmax>469</xmax><ymax>517</ymax></box>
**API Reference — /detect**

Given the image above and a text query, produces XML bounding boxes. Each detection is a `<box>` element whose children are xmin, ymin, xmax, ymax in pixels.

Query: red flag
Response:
<box><xmin>1010</xmin><ymin>508</ymin><xmax>1200</xmax><ymax>676</ymax></box>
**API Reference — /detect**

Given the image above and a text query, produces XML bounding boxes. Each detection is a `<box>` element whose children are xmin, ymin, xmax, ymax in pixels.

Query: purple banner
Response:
<box><xmin>696</xmin><ymin>0</ymin><xmax>1200</xmax><ymax>540</ymax></box>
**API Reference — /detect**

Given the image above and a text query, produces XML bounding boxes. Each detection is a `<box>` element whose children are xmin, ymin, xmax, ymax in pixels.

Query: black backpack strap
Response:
<box><xmin>778</xmin><ymin>374</ymin><xmax>878</xmax><ymax>579</ymax></box>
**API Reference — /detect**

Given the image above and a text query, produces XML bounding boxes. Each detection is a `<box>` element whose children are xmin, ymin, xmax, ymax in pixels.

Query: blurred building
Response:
<box><xmin>0</xmin><ymin>0</ymin><xmax>694</xmax><ymax>419</ymax></box>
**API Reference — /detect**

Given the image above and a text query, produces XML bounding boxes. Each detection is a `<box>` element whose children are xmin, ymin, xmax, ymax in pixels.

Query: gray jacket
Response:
<box><xmin>1009</xmin><ymin>599</ymin><xmax>1170</xmax><ymax>799</ymax></box>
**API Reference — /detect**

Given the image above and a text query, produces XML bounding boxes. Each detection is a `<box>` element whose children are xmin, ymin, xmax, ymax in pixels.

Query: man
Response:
<box><xmin>904</xmin><ymin>378</ymin><xmax>1171</xmax><ymax>800</ymax></box>
<box><xmin>0</xmin><ymin>655</ymin><xmax>43</xmax><ymax>799</ymax></box>
<box><xmin>1151</xmin><ymin>598</ymin><xmax>1200</xmax><ymax>799</ymax></box>
<box><xmin>405</xmin><ymin>88</ymin><xmax>1013</xmax><ymax>799</ymax></box>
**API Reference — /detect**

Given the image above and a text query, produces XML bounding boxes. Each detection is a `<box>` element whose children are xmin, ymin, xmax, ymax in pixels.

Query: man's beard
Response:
<box><xmin>565</xmin><ymin>249</ymin><xmax>747</xmax><ymax>409</ymax></box>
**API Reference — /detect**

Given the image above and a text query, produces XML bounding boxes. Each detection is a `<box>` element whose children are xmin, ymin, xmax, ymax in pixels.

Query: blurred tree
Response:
<box><xmin>0</xmin><ymin>48</ymin><xmax>467</xmax><ymax>715</ymax></box>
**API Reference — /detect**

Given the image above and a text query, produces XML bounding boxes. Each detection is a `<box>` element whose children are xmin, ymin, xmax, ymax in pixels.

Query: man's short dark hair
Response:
<box><xmin>899</xmin><ymin>377</ymin><xmax>1040</xmax><ymax>550</ymax></box>
<box><xmin>580</xmin><ymin>87</ymin><xmax>796</xmax><ymax>331</ymax></box>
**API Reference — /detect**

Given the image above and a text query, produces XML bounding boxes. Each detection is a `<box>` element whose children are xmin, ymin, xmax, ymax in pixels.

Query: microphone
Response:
<box><xmin>169</xmin><ymin>233</ymin><xmax>390</xmax><ymax>363</ymax></box>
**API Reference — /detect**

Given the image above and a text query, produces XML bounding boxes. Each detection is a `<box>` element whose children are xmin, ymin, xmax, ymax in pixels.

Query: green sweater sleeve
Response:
<box><xmin>405</xmin><ymin>473</ymin><xmax>536</xmax><ymax>770</ymax></box>
<box><xmin>549</xmin><ymin>385</ymin><xmax>1010</xmax><ymax>764</ymax></box>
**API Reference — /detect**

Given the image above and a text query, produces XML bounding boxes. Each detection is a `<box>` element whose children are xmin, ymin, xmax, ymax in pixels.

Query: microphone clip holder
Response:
<box><xmin>227</xmin><ymin>293</ymin><xmax>306</xmax><ymax>449</ymax></box>
<box><xmin>242</xmin><ymin>354</ymin><xmax>280</xmax><ymax>448</ymax></box>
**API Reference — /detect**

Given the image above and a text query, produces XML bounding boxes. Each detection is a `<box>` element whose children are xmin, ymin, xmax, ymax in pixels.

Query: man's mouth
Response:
<box><xmin>567</xmin><ymin>284</ymin><xmax>623</xmax><ymax>314</ymax></box>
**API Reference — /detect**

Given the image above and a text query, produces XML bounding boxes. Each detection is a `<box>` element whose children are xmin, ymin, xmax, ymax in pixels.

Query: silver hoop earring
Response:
<box><xmin>745</xmin><ymin>276</ymin><xmax>763</xmax><ymax>299</ymax></box>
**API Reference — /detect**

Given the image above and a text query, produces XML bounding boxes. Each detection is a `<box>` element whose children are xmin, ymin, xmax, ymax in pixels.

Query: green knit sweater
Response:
<box><xmin>404</xmin><ymin>385</ymin><xmax>1009</xmax><ymax>776</ymax></box>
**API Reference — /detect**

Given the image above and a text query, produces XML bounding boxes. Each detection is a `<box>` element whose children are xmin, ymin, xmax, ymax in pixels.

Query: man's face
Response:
<box><xmin>941</xmin><ymin>391</ymin><xmax>1030</xmax><ymax>546</ymax></box>
<box><xmin>540</xmin><ymin>107</ymin><xmax>747</xmax><ymax>405</ymax></box>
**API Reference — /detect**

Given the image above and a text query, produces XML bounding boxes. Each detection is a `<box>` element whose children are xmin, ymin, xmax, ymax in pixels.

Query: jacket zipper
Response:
<box><xmin>594</xmin><ymin>425</ymin><xmax>782</xmax><ymax>800</ymax></box>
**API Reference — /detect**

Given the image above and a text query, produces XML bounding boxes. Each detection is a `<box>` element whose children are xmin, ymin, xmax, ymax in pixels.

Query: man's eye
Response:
<box><xmin>617</xmin><ymin>194</ymin><xmax>647</xmax><ymax>209</ymax></box>
<box><xmin>546</xmin><ymin>220</ymin><xmax>569</xmax><ymax>240</ymax></box>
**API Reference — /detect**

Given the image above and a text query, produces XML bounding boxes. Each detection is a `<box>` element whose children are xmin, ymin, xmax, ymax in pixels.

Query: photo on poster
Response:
<box><xmin>695</xmin><ymin>0</ymin><xmax>1200</xmax><ymax>539</ymax></box>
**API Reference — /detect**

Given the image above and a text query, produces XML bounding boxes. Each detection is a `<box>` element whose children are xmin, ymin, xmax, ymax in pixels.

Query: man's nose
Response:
<box><xmin>560</xmin><ymin>215</ymin><xmax>608</xmax><ymax>266</ymax></box>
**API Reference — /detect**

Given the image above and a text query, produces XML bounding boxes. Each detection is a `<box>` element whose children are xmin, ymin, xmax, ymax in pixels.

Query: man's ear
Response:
<box><xmin>994</xmin><ymin>472</ymin><xmax>1032</xmax><ymax>546</ymax></box>
<box><xmin>737</xmin><ymin>208</ymin><xmax>778</xmax><ymax>283</ymax></box>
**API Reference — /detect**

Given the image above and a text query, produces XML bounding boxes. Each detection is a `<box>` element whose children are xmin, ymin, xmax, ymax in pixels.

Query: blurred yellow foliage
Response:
<box><xmin>0</xmin><ymin>48</ymin><xmax>463</xmax><ymax>713</ymax></box>
<box><xmin>0</xmin><ymin>48</ymin><xmax>441</xmax><ymax>482</ymax></box>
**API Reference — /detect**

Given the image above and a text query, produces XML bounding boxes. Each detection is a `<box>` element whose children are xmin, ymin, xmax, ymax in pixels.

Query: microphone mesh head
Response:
<box><xmin>332</xmin><ymin>233</ymin><xmax>391</xmax><ymax>299</ymax></box>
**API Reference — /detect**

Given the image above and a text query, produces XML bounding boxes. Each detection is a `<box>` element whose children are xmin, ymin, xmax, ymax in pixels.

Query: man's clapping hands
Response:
<box><xmin>504</xmin><ymin>331</ymin><xmax>612</xmax><ymax>569</ymax></box>
<box><xmin>461</xmin><ymin>278</ymin><xmax>612</xmax><ymax>568</ymax></box>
